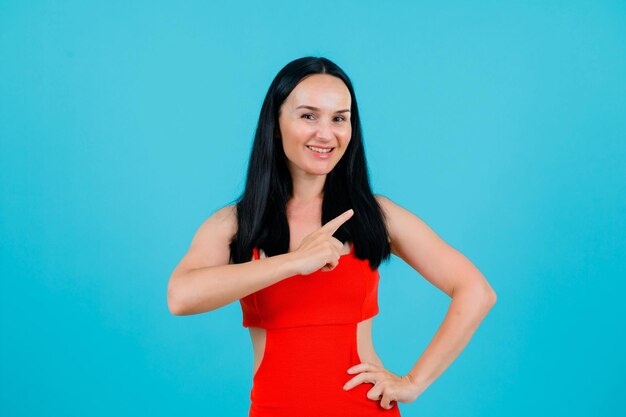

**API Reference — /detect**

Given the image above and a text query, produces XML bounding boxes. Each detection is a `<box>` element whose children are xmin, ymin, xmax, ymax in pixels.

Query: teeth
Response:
<box><xmin>307</xmin><ymin>145</ymin><xmax>333</xmax><ymax>153</ymax></box>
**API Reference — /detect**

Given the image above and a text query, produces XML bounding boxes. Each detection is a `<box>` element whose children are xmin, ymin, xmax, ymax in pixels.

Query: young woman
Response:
<box><xmin>167</xmin><ymin>57</ymin><xmax>497</xmax><ymax>416</ymax></box>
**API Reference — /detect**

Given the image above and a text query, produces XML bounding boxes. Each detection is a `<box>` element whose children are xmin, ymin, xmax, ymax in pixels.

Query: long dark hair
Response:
<box><xmin>229</xmin><ymin>56</ymin><xmax>390</xmax><ymax>270</ymax></box>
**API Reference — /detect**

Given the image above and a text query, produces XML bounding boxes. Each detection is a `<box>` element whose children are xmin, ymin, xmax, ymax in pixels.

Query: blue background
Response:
<box><xmin>1</xmin><ymin>1</ymin><xmax>624</xmax><ymax>416</ymax></box>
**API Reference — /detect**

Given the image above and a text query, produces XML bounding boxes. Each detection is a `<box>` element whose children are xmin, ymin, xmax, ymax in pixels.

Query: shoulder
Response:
<box><xmin>374</xmin><ymin>193</ymin><xmax>417</xmax><ymax>219</ymax></box>
<box><xmin>210</xmin><ymin>204</ymin><xmax>237</xmax><ymax>224</ymax></box>
<box><xmin>374</xmin><ymin>194</ymin><xmax>395</xmax><ymax>246</ymax></box>
<box><xmin>374</xmin><ymin>193</ymin><xmax>400</xmax><ymax>223</ymax></box>
<box><xmin>374</xmin><ymin>194</ymin><xmax>392</xmax><ymax>221</ymax></box>
<box><xmin>373</xmin><ymin>194</ymin><xmax>428</xmax><ymax>255</ymax></box>
<box><xmin>207</xmin><ymin>204</ymin><xmax>237</xmax><ymax>229</ymax></box>
<box><xmin>172</xmin><ymin>204</ymin><xmax>238</xmax><ymax>275</ymax></box>
<box><xmin>374</xmin><ymin>194</ymin><xmax>391</xmax><ymax>210</ymax></box>
<box><xmin>192</xmin><ymin>204</ymin><xmax>238</xmax><ymax>245</ymax></box>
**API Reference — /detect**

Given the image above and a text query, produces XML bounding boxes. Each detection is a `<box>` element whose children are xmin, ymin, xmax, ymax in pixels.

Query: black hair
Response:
<box><xmin>229</xmin><ymin>56</ymin><xmax>391</xmax><ymax>270</ymax></box>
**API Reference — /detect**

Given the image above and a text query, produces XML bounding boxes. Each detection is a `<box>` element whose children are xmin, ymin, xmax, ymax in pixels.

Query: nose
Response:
<box><xmin>315</xmin><ymin>119</ymin><xmax>334</xmax><ymax>142</ymax></box>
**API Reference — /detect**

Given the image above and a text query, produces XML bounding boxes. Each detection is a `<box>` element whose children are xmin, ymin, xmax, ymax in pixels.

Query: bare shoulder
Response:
<box><xmin>374</xmin><ymin>193</ymin><xmax>445</xmax><ymax>257</ymax></box>
<box><xmin>171</xmin><ymin>204</ymin><xmax>238</xmax><ymax>277</ymax></box>
<box><xmin>374</xmin><ymin>194</ymin><xmax>393</xmax><ymax>213</ymax></box>
<box><xmin>374</xmin><ymin>193</ymin><xmax>449</xmax><ymax>276</ymax></box>
<box><xmin>205</xmin><ymin>204</ymin><xmax>238</xmax><ymax>231</ymax></box>
<box><xmin>374</xmin><ymin>194</ymin><xmax>393</xmax><ymax>243</ymax></box>
<box><xmin>374</xmin><ymin>194</ymin><xmax>417</xmax><ymax>252</ymax></box>
<box><xmin>374</xmin><ymin>193</ymin><xmax>403</xmax><ymax>216</ymax></box>
<box><xmin>192</xmin><ymin>204</ymin><xmax>238</xmax><ymax>244</ymax></box>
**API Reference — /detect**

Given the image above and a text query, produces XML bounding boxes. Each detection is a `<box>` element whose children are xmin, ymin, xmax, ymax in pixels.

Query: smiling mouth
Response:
<box><xmin>306</xmin><ymin>145</ymin><xmax>334</xmax><ymax>154</ymax></box>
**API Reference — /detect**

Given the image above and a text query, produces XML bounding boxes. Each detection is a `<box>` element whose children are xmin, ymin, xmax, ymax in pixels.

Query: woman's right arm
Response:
<box><xmin>166</xmin><ymin>205</ymin><xmax>299</xmax><ymax>316</ymax></box>
<box><xmin>167</xmin><ymin>205</ymin><xmax>355</xmax><ymax>316</ymax></box>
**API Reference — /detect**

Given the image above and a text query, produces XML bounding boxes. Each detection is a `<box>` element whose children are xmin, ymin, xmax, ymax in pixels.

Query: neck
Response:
<box><xmin>289</xmin><ymin>172</ymin><xmax>326</xmax><ymax>204</ymax></box>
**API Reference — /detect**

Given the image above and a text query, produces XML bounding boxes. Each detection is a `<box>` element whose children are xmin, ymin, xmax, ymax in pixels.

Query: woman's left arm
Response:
<box><xmin>343</xmin><ymin>195</ymin><xmax>497</xmax><ymax>409</ymax></box>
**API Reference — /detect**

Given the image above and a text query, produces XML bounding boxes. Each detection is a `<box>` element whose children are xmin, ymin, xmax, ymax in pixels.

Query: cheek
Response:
<box><xmin>280</xmin><ymin>132</ymin><xmax>305</xmax><ymax>158</ymax></box>
<box><xmin>340</xmin><ymin>127</ymin><xmax>352</xmax><ymax>146</ymax></box>
<box><xmin>282</xmin><ymin>121</ymin><xmax>311</xmax><ymax>143</ymax></box>
<box><xmin>281</xmin><ymin>138</ymin><xmax>299</xmax><ymax>157</ymax></box>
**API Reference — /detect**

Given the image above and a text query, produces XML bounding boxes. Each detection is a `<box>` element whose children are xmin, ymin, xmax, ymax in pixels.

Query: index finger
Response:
<box><xmin>320</xmin><ymin>209</ymin><xmax>354</xmax><ymax>235</ymax></box>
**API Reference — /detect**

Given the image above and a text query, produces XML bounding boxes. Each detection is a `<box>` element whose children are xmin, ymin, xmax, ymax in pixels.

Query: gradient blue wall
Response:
<box><xmin>1</xmin><ymin>1</ymin><xmax>624</xmax><ymax>416</ymax></box>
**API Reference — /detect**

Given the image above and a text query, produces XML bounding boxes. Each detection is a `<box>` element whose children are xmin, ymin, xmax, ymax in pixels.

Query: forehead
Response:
<box><xmin>284</xmin><ymin>74</ymin><xmax>351</xmax><ymax>110</ymax></box>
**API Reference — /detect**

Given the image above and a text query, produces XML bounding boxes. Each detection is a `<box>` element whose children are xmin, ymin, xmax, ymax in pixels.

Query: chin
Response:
<box><xmin>304</xmin><ymin>168</ymin><xmax>332</xmax><ymax>176</ymax></box>
<box><xmin>309</xmin><ymin>161</ymin><xmax>339</xmax><ymax>175</ymax></box>
<box><xmin>288</xmin><ymin>157</ymin><xmax>339</xmax><ymax>177</ymax></box>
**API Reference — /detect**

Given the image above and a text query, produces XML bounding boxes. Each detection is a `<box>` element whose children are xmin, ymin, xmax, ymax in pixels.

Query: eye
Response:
<box><xmin>334</xmin><ymin>115</ymin><xmax>347</xmax><ymax>122</ymax></box>
<box><xmin>302</xmin><ymin>113</ymin><xmax>315</xmax><ymax>120</ymax></box>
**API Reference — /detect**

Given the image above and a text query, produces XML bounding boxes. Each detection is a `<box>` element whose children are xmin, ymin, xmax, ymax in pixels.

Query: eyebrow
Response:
<box><xmin>295</xmin><ymin>105</ymin><xmax>351</xmax><ymax>113</ymax></box>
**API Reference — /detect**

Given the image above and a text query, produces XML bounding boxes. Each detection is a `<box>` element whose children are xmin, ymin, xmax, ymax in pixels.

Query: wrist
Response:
<box><xmin>406</xmin><ymin>372</ymin><xmax>430</xmax><ymax>397</ymax></box>
<box><xmin>279</xmin><ymin>251</ymin><xmax>302</xmax><ymax>277</ymax></box>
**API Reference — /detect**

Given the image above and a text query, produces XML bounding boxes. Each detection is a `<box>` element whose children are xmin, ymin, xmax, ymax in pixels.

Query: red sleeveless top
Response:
<box><xmin>239</xmin><ymin>242</ymin><xmax>380</xmax><ymax>329</ymax></box>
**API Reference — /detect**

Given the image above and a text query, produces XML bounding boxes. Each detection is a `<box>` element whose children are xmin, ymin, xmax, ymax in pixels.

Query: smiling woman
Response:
<box><xmin>167</xmin><ymin>56</ymin><xmax>496</xmax><ymax>417</ymax></box>
<box><xmin>278</xmin><ymin>74</ymin><xmax>352</xmax><ymax>171</ymax></box>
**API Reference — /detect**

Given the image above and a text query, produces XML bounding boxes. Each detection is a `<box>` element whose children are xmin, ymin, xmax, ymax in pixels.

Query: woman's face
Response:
<box><xmin>278</xmin><ymin>74</ymin><xmax>352</xmax><ymax>178</ymax></box>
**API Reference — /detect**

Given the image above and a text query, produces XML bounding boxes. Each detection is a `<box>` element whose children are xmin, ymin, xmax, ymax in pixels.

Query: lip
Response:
<box><xmin>306</xmin><ymin>144</ymin><xmax>334</xmax><ymax>149</ymax></box>
<box><xmin>306</xmin><ymin>145</ymin><xmax>335</xmax><ymax>159</ymax></box>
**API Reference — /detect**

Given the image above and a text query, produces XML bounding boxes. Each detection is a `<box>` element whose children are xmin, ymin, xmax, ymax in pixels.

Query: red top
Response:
<box><xmin>240</xmin><ymin>242</ymin><xmax>380</xmax><ymax>329</ymax></box>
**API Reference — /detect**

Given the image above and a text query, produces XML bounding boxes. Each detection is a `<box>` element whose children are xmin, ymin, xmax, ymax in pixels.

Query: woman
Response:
<box><xmin>167</xmin><ymin>57</ymin><xmax>497</xmax><ymax>416</ymax></box>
